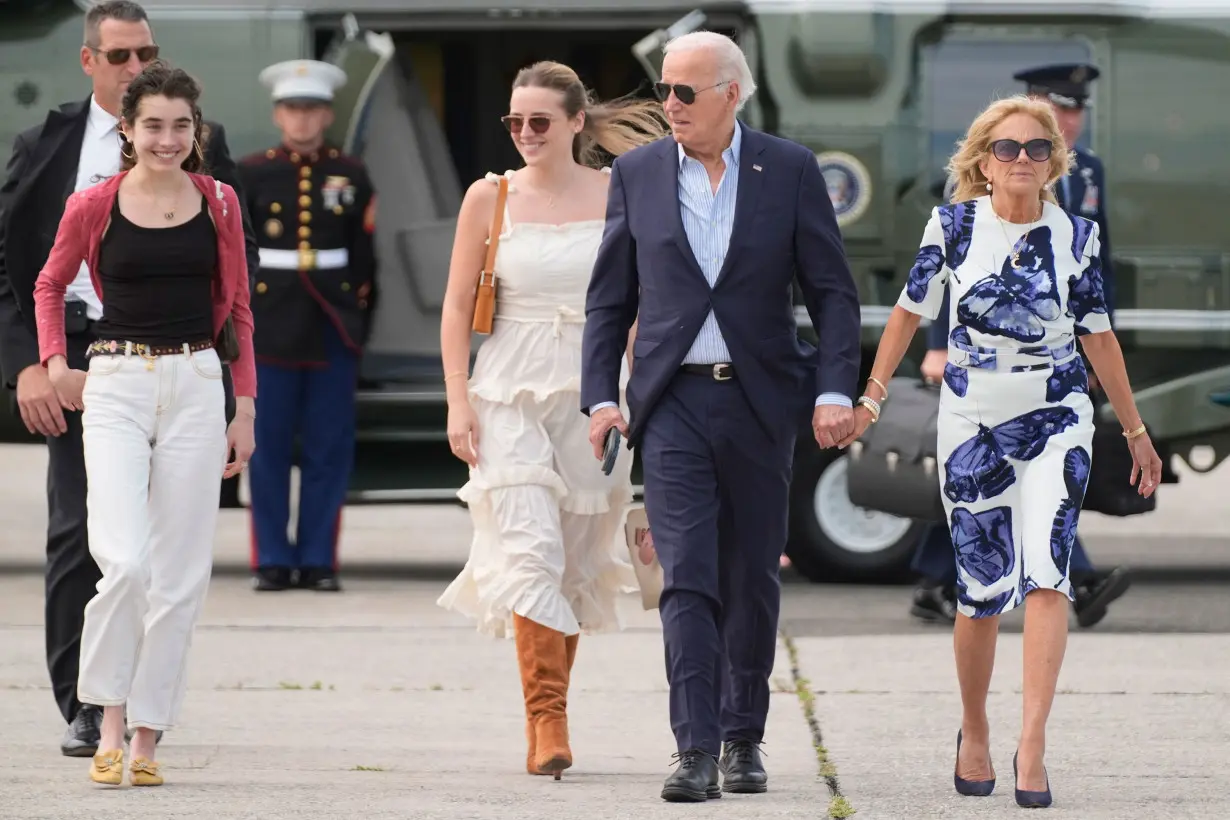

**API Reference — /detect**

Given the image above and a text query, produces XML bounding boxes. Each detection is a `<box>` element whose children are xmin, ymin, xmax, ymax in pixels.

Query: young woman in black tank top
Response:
<box><xmin>37</xmin><ymin>62</ymin><xmax>256</xmax><ymax>787</ymax></box>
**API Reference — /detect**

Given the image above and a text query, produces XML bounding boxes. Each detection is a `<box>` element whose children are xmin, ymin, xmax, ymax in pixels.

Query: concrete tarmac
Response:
<box><xmin>0</xmin><ymin>444</ymin><xmax>1228</xmax><ymax>818</ymax></box>
<box><xmin>1</xmin><ymin>575</ymin><xmax>1228</xmax><ymax>819</ymax></box>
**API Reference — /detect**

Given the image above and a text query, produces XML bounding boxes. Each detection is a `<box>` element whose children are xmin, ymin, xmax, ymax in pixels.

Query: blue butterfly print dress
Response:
<box><xmin>896</xmin><ymin>196</ymin><xmax>1112</xmax><ymax>618</ymax></box>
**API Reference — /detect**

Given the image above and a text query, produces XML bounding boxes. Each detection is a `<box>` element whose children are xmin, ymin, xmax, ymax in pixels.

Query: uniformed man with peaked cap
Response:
<box><xmin>237</xmin><ymin>59</ymin><xmax>378</xmax><ymax>593</ymax></box>
<box><xmin>909</xmin><ymin>61</ymin><xmax>1131</xmax><ymax>630</ymax></box>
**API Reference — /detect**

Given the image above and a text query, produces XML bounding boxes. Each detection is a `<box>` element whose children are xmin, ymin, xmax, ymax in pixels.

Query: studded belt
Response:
<box><xmin>86</xmin><ymin>339</ymin><xmax>215</xmax><ymax>359</ymax></box>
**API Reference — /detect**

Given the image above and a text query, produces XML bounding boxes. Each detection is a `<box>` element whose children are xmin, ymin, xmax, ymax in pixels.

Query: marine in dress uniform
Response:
<box><xmin>909</xmin><ymin>62</ymin><xmax>1130</xmax><ymax>628</ymax></box>
<box><xmin>237</xmin><ymin>60</ymin><xmax>377</xmax><ymax>593</ymax></box>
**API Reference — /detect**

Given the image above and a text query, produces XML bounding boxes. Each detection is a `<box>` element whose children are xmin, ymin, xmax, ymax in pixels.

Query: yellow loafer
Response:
<box><xmin>129</xmin><ymin>757</ymin><xmax>163</xmax><ymax>787</ymax></box>
<box><xmin>90</xmin><ymin>749</ymin><xmax>124</xmax><ymax>785</ymax></box>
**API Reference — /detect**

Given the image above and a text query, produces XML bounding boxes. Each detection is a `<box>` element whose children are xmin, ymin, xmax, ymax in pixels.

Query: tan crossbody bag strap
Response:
<box><xmin>471</xmin><ymin>175</ymin><xmax>508</xmax><ymax>335</ymax></box>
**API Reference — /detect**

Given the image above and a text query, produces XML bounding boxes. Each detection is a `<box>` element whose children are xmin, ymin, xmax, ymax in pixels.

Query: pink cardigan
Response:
<box><xmin>33</xmin><ymin>170</ymin><xmax>256</xmax><ymax>398</ymax></box>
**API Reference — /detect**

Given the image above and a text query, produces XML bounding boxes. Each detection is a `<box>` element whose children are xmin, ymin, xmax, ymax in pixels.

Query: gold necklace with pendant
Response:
<box><xmin>995</xmin><ymin>199</ymin><xmax>1042</xmax><ymax>269</ymax></box>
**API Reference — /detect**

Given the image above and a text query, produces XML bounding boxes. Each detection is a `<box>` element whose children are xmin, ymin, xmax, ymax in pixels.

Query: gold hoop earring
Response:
<box><xmin>120</xmin><ymin>141</ymin><xmax>135</xmax><ymax>160</ymax></box>
<box><xmin>193</xmin><ymin>138</ymin><xmax>204</xmax><ymax>163</ymax></box>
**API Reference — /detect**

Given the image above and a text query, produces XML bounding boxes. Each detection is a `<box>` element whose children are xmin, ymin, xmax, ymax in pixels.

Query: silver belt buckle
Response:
<box><xmin>712</xmin><ymin>363</ymin><xmax>732</xmax><ymax>381</ymax></box>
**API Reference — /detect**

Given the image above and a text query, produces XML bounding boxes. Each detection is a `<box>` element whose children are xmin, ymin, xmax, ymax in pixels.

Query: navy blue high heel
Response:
<box><xmin>953</xmin><ymin>730</ymin><xmax>995</xmax><ymax>796</ymax></box>
<box><xmin>1013</xmin><ymin>751</ymin><xmax>1053</xmax><ymax>808</ymax></box>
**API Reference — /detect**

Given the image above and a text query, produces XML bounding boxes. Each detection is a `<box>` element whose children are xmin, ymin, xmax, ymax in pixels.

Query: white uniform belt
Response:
<box><xmin>259</xmin><ymin>248</ymin><xmax>348</xmax><ymax>270</ymax></box>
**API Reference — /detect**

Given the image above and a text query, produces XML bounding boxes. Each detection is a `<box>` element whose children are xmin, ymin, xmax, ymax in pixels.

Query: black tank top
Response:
<box><xmin>94</xmin><ymin>193</ymin><xmax>217</xmax><ymax>346</ymax></box>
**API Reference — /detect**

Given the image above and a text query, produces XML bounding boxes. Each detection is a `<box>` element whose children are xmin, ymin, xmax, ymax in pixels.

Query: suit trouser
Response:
<box><xmin>640</xmin><ymin>372</ymin><xmax>794</xmax><ymax>757</ymax></box>
<box><xmin>76</xmin><ymin>347</ymin><xmax>227</xmax><ymax>730</ymax></box>
<box><xmin>248</xmin><ymin>322</ymin><xmax>358</xmax><ymax>571</ymax></box>
<box><xmin>43</xmin><ymin>332</ymin><xmax>98</xmax><ymax>725</ymax></box>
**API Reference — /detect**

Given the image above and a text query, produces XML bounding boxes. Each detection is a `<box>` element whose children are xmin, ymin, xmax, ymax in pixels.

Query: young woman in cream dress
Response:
<box><xmin>436</xmin><ymin>61</ymin><xmax>667</xmax><ymax>778</ymax></box>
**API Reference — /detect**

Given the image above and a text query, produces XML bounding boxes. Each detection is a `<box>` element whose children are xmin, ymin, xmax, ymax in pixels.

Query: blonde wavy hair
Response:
<box><xmin>946</xmin><ymin>94</ymin><xmax>1072</xmax><ymax>205</ymax></box>
<box><xmin>512</xmin><ymin>61</ymin><xmax>669</xmax><ymax>167</ymax></box>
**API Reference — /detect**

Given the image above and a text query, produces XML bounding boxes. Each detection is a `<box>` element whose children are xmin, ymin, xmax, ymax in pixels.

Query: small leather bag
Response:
<box><xmin>1082</xmin><ymin>420</ymin><xmax>1157</xmax><ymax>516</ymax></box>
<box><xmin>471</xmin><ymin>175</ymin><xmax>509</xmax><ymax>335</ymax></box>
<box><xmin>846</xmin><ymin>376</ymin><xmax>947</xmax><ymax>522</ymax></box>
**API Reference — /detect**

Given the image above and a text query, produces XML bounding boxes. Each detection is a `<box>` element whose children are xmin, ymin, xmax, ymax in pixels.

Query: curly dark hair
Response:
<box><xmin>118</xmin><ymin>59</ymin><xmax>210</xmax><ymax>174</ymax></box>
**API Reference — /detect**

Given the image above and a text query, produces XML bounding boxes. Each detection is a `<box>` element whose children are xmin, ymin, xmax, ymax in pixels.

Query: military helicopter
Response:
<box><xmin>3</xmin><ymin>0</ymin><xmax>1228</xmax><ymax>581</ymax></box>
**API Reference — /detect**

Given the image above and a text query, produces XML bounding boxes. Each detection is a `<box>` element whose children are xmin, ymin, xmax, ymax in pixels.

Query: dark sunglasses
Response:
<box><xmin>652</xmin><ymin>80</ymin><xmax>729</xmax><ymax>105</ymax></box>
<box><xmin>990</xmin><ymin>138</ymin><xmax>1052</xmax><ymax>163</ymax></box>
<box><xmin>89</xmin><ymin>45</ymin><xmax>160</xmax><ymax>65</ymax></box>
<box><xmin>501</xmin><ymin>114</ymin><xmax>551</xmax><ymax>135</ymax></box>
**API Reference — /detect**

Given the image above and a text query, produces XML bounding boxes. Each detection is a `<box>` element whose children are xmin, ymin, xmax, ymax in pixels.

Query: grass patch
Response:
<box><xmin>782</xmin><ymin>630</ymin><xmax>855</xmax><ymax>819</ymax></box>
<box><xmin>351</xmin><ymin>765</ymin><xmax>385</xmax><ymax>772</ymax></box>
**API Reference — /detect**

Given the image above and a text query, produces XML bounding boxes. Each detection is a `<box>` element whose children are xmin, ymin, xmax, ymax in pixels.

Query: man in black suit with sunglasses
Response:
<box><xmin>0</xmin><ymin>0</ymin><xmax>258</xmax><ymax>757</ymax></box>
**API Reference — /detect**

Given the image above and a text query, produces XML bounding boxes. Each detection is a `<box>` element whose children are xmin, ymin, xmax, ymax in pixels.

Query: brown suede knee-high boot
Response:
<box><xmin>514</xmin><ymin>613</ymin><xmax>573</xmax><ymax>779</ymax></box>
<box><xmin>524</xmin><ymin>632</ymin><xmax>579</xmax><ymax>775</ymax></box>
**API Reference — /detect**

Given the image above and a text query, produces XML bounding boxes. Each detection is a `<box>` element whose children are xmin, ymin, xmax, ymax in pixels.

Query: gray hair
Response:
<box><xmin>662</xmin><ymin>31</ymin><xmax>757</xmax><ymax>112</ymax></box>
<box><xmin>84</xmin><ymin>1</ymin><xmax>150</xmax><ymax>47</ymax></box>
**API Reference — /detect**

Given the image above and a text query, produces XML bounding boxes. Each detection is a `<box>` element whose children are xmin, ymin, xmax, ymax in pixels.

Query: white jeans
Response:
<box><xmin>77</xmin><ymin>345</ymin><xmax>227</xmax><ymax>731</ymax></box>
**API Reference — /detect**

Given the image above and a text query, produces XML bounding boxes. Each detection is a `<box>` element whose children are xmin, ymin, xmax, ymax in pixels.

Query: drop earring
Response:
<box><xmin>986</xmin><ymin>181</ymin><xmax>992</xmax><ymax>192</ymax></box>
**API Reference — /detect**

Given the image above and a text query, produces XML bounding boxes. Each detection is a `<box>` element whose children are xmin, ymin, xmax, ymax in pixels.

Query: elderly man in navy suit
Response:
<box><xmin>581</xmin><ymin>31</ymin><xmax>862</xmax><ymax>802</ymax></box>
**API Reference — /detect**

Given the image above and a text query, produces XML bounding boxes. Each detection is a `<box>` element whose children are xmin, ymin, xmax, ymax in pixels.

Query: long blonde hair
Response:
<box><xmin>511</xmin><ymin>61</ymin><xmax>668</xmax><ymax>166</ymax></box>
<box><xmin>946</xmin><ymin>94</ymin><xmax>1072</xmax><ymax>205</ymax></box>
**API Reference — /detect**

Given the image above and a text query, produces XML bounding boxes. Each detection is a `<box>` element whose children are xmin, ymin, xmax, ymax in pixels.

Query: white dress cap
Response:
<box><xmin>259</xmin><ymin>60</ymin><xmax>348</xmax><ymax>104</ymax></box>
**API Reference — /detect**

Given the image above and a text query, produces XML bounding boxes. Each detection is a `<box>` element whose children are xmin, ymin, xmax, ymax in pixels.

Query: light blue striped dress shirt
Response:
<box><xmin>591</xmin><ymin>122</ymin><xmax>850</xmax><ymax>412</ymax></box>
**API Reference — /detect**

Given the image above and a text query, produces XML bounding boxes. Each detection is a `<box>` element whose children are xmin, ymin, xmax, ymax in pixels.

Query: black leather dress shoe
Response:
<box><xmin>297</xmin><ymin>568</ymin><xmax>342</xmax><ymax>592</ymax></box>
<box><xmin>910</xmin><ymin>583</ymin><xmax>958</xmax><ymax>624</ymax></box>
<box><xmin>1073</xmin><ymin>567</ymin><xmax>1131</xmax><ymax>628</ymax></box>
<box><xmin>661</xmin><ymin>749</ymin><xmax>721</xmax><ymax>802</ymax></box>
<box><xmin>720</xmin><ymin>739</ymin><xmax>768</xmax><ymax>793</ymax></box>
<box><xmin>253</xmin><ymin>566</ymin><xmax>293</xmax><ymax>591</ymax></box>
<box><xmin>61</xmin><ymin>704</ymin><xmax>102</xmax><ymax>757</ymax></box>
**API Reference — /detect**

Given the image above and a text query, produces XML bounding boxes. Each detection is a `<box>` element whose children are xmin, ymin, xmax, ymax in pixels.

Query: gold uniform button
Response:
<box><xmin>333</xmin><ymin>205</ymin><xmax>344</xmax><ymax>215</ymax></box>
<box><xmin>299</xmin><ymin>180</ymin><xmax>311</xmax><ymax>193</ymax></box>
<box><xmin>299</xmin><ymin>240</ymin><xmax>311</xmax><ymax>250</ymax></box>
<box><xmin>299</xmin><ymin>211</ymin><xmax>311</xmax><ymax>224</ymax></box>
<box><xmin>255</xmin><ymin>282</ymin><xmax>268</xmax><ymax>294</ymax></box>
<box><xmin>300</xmin><ymin>166</ymin><xmax>311</xmax><ymax>178</ymax></box>
<box><xmin>299</xmin><ymin>195</ymin><xmax>311</xmax><ymax>207</ymax></box>
<box><xmin>290</xmin><ymin>152</ymin><xmax>300</xmax><ymax>163</ymax></box>
<box><xmin>270</xmin><ymin>202</ymin><xmax>282</xmax><ymax>214</ymax></box>
<box><xmin>341</xmin><ymin>282</ymin><xmax>351</xmax><ymax>292</ymax></box>
<box><xmin>298</xmin><ymin>226</ymin><xmax>311</xmax><ymax>239</ymax></box>
<box><xmin>329</xmin><ymin>148</ymin><xmax>339</xmax><ymax>158</ymax></box>
<box><xmin>265</xmin><ymin>148</ymin><xmax>276</xmax><ymax>159</ymax></box>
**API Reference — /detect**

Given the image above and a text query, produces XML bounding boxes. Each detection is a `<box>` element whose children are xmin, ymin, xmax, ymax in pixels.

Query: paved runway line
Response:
<box><xmin>782</xmin><ymin>630</ymin><xmax>855</xmax><ymax>819</ymax></box>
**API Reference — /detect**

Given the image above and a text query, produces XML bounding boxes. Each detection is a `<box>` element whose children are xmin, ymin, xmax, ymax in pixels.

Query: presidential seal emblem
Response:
<box><xmin>815</xmin><ymin>151</ymin><xmax>871</xmax><ymax>227</ymax></box>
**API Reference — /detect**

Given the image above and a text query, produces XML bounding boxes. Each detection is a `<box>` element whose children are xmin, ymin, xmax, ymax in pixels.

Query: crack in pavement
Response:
<box><xmin>781</xmin><ymin>630</ymin><xmax>855</xmax><ymax>819</ymax></box>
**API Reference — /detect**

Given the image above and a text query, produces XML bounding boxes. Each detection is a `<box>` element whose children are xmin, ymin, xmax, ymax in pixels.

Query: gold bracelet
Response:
<box><xmin>443</xmin><ymin>371</ymin><xmax>468</xmax><ymax>382</ymax></box>
<box><xmin>1122</xmin><ymin>423</ymin><xmax>1147</xmax><ymax>440</ymax></box>
<box><xmin>867</xmin><ymin>376</ymin><xmax>888</xmax><ymax>400</ymax></box>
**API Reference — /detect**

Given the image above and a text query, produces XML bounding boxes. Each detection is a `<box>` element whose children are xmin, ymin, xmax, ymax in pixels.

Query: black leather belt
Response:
<box><xmin>680</xmin><ymin>363</ymin><xmax>735</xmax><ymax>381</ymax></box>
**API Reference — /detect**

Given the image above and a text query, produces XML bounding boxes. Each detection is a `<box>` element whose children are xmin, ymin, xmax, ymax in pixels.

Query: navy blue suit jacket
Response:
<box><xmin>580</xmin><ymin>125</ymin><xmax>862</xmax><ymax>447</ymax></box>
<box><xmin>927</xmin><ymin>146</ymin><xmax>1115</xmax><ymax>350</ymax></box>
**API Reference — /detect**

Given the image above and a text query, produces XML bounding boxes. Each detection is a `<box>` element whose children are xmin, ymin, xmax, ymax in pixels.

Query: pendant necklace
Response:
<box><xmin>995</xmin><ymin>200</ymin><xmax>1042</xmax><ymax>269</ymax></box>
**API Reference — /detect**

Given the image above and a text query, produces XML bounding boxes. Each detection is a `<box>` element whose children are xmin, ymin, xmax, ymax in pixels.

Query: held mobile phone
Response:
<box><xmin>601</xmin><ymin>426</ymin><xmax>622</xmax><ymax>476</ymax></box>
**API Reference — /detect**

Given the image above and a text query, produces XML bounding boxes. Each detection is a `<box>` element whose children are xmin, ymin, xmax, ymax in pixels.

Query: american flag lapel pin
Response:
<box><xmin>753</xmin><ymin>164</ymin><xmax>762</xmax><ymax>172</ymax></box>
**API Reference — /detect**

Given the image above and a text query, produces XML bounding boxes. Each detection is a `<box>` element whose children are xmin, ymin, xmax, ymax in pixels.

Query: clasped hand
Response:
<box><xmin>813</xmin><ymin>404</ymin><xmax>858</xmax><ymax>450</ymax></box>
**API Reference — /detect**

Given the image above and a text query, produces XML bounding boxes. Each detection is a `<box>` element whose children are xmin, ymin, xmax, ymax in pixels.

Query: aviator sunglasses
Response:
<box><xmin>652</xmin><ymin>80</ymin><xmax>729</xmax><ymax>105</ymax></box>
<box><xmin>990</xmin><ymin>138</ymin><xmax>1052</xmax><ymax>163</ymax></box>
<box><xmin>501</xmin><ymin>114</ymin><xmax>552</xmax><ymax>134</ymax></box>
<box><xmin>88</xmin><ymin>44</ymin><xmax>160</xmax><ymax>65</ymax></box>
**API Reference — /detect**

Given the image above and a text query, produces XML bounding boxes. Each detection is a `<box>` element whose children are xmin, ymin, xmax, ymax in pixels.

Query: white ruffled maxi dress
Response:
<box><xmin>437</xmin><ymin>169</ymin><xmax>637</xmax><ymax>639</ymax></box>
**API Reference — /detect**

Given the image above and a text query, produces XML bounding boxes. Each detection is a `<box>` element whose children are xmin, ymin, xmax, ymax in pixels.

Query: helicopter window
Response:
<box><xmin>922</xmin><ymin>35</ymin><xmax>1094</xmax><ymax>184</ymax></box>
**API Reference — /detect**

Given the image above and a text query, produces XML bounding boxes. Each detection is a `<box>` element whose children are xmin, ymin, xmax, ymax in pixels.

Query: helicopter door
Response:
<box><xmin>321</xmin><ymin>17</ymin><xmax>465</xmax><ymax>379</ymax></box>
